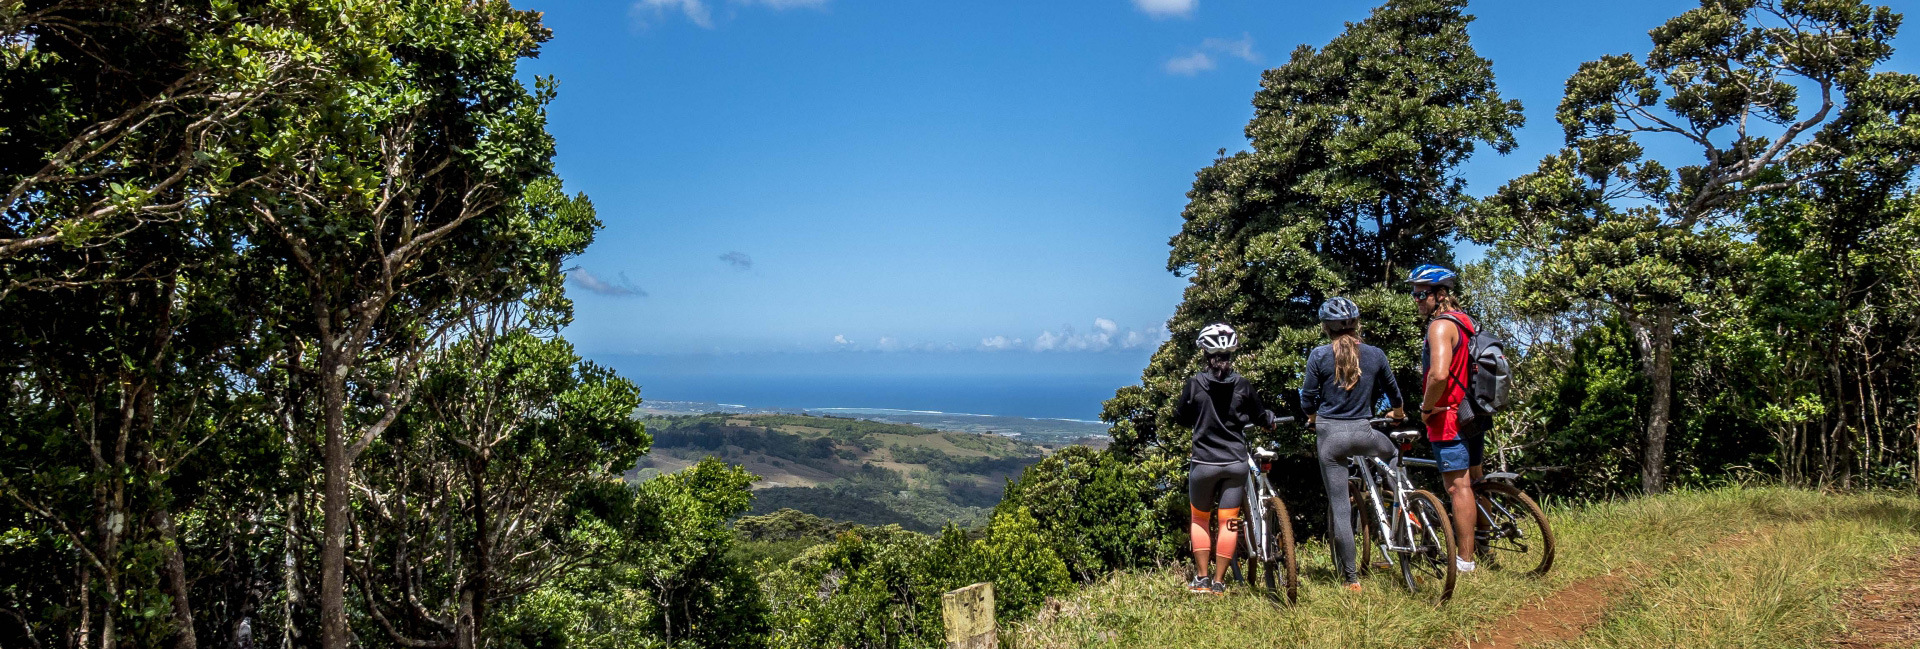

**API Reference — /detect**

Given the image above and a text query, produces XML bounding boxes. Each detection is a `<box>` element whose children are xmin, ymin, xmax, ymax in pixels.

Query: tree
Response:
<box><xmin>1102</xmin><ymin>0</ymin><xmax>1521</xmax><ymax>481</ymax></box>
<box><xmin>215</xmin><ymin>3</ymin><xmax>575</xmax><ymax>646</ymax></box>
<box><xmin>1464</xmin><ymin>0</ymin><xmax>1905</xmax><ymax>492</ymax></box>
<box><xmin>1697</xmin><ymin>67</ymin><xmax>1920</xmax><ymax>485</ymax></box>
<box><xmin>351</xmin><ymin>297</ymin><xmax>650</xmax><ymax>649</ymax></box>
<box><xmin>0</xmin><ymin>5</ymin><xmax>314</xmax><ymax>646</ymax></box>
<box><xmin>994</xmin><ymin>445</ymin><xmax>1182</xmax><ymax>580</ymax></box>
<box><xmin>0</xmin><ymin>1</ymin><xmax>303</xmax><ymax>263</ymax></box>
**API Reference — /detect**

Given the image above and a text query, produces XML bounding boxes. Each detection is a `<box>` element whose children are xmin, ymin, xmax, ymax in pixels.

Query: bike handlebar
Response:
<box><xmin>1369</xmin><ymin>417</ymin><xmax>1425</xmax><ymax>431</ymax></box>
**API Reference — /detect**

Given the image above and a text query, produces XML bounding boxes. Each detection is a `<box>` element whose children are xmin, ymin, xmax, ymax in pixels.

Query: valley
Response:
<box><xmin>631</xmin><ymin>412</ymin><xmax>1053</xmax><ymax>530</ymax></box>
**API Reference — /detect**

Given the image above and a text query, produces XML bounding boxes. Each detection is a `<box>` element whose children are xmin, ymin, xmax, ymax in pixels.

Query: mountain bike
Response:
<box><xmin>1389</xmin><ymin>421</ymin><xmax>1557</xmax><ymax>576</ymax></box>
<box><xmin>1224</xmin><ymin>417</ymin><xmax>1300</xmax><ymax>604</ymax></box>
<box><xmin>1342</xmin><ymin>418</ymin><xmax>1455</xmax><ymax>603</ymax></box>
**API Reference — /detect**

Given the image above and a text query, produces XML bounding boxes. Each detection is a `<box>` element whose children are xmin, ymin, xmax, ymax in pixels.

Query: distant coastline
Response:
<box><xmin>639</xmin><ymin>399</ymin><xmax>1111</xmax><ymax>446</ymax></box>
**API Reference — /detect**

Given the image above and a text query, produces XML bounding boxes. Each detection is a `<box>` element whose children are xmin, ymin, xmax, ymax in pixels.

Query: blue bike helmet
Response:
<box><xmin>1406</xmin><ymin>264</ymin><xmax>1459</xmax><ymax>288</ymax></box>
<box><xmin>1318</xmin><ymin>296</ymin><xmax>1361</xmax><ymax>324</ymax></box>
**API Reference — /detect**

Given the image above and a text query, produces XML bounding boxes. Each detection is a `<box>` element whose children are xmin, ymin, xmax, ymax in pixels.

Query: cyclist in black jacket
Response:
<box><xmin>1177</xmin><ymin>323</ymin><xmax>1282</xmax><ymax>595</ymax></box>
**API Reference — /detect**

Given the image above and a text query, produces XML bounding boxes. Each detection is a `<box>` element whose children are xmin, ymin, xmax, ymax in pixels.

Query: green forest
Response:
<box><xmin>1</xmin><ymin>0</ymin><xmax>1916</xmax><ymax>648</ymax></box>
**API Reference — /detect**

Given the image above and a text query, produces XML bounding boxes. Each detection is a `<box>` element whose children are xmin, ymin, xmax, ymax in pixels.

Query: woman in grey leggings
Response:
<box><xmin>1300</xmin><ymin>297</ymin><xmax>1405</xmax><ymax>591</ymax></box>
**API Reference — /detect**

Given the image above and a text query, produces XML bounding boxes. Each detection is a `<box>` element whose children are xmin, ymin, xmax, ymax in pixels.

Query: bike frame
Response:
<box><xmin>1239</xmin><ymin>452</ymin><xmax>1278</xmax><ymax>563</ymax></box>
<box><xmin>1401</xmin><ymin>456</ymin><xmax>1528</xmax><ymax>547</ymax></box>
<box><xmin>1351</xmin><ymin>453</ymin><xmax>1424</xmax><ymax>557</ymax></box>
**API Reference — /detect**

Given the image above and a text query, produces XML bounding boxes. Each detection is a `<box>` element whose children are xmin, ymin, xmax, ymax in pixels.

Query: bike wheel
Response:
<box><xmin>1262</xmin><ymin>496</ymin><xmax>1298</xmax><ymax>604</ymax></box>
<box><xmin>1477</xmin><ymin>482</ymin><xmax>1556</xmax><ymax>576</ymax></box>
<box><xmin>1350</xmin><ymin>487</ymin><xmax>1375</xmax><ymax>577</ymax></box>
<box><xmin>1400</xmin><ymin>490</ymin><xmax>1457</xmax><ymax>604</ymax></box>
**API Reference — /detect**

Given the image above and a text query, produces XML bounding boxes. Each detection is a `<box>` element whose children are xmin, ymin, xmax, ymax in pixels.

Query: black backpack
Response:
<box><xmin>1435</xmin><ymin>314</ymin><xmax>1511</xmax><ymax>427</ymax></box>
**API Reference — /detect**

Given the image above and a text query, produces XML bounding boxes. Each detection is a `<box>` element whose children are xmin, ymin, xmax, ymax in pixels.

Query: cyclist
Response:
<box><xmin>1407</xmin><ymin>264</ymin><xmax>1485</xmax><ymax>574</ymax></box>
<box><xmin>1301</xmin><ymin>297</ymin><xmax>1406</xmax><ymax>592</ymax></box>
<box><xmin>1176</xmin><ymin>322</ymin><xmax>1282</xmax><ymax>595</ymax></box>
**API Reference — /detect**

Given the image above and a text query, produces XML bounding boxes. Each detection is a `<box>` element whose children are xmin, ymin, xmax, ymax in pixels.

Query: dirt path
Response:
<box><xmin>1455</xmin><ymin>528</ymin><xmax>1770</xmax><ymax>649</ymax></box>
<box><xmin>1831</xmin><ymin>548</ymin><xmax>1920</xmax><ymax>648</ymax></box>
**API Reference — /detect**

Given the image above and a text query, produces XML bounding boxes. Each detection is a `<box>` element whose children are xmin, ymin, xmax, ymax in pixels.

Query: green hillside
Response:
<box><xmin>633</xmin><ymin>413</ymin><xmax>1048</xmax><ymax>530</ymax></box>
<box><xmin>1007</xmin><ymin>487</ymin><xmax>1920</xmax><ymax>649</ymax></box>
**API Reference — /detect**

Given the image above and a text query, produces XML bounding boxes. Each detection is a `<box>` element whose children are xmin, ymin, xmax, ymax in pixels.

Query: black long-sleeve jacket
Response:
<box><xmin>1175</xmin><ymin>370</ymin><xmax>1280</xmax><ymax>465</ymax></box>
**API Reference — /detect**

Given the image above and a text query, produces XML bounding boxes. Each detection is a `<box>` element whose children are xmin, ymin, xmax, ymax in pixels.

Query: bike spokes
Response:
<box><xmin>1401</xmin><ymin>490</ymin><xmax>1456</xmax><ymax>604</ymax></box>
<box><xmin>1476</xmin><ymin>483</ymin><xmax>1556</xmax><ymax>576</ymax></box>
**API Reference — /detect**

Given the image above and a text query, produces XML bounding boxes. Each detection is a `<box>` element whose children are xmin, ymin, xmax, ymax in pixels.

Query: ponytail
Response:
<box><xmin>1327</xmin><ymin>323</ymin><xmax>1363</xmax><ymax>390</ymax></box>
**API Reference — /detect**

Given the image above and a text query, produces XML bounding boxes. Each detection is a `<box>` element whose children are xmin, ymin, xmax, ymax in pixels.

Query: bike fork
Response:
<box><xmin>1357</xmin><ymin>462</ymin><xmax>1397</xmax><ymax>567</ymax></box>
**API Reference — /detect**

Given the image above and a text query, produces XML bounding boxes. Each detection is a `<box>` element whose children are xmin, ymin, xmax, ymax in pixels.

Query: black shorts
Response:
<box><xmin>1188</xmin><ymin>462</ymin><xmax>1246</xmax><ymax>511</ymax></box>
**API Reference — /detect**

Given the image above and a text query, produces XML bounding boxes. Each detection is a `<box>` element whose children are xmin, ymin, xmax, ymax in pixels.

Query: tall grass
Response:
<box><xmin>1007</xmin><ymin>487</ymin><xmax>1920</xmax><ymax>648</ymax></box>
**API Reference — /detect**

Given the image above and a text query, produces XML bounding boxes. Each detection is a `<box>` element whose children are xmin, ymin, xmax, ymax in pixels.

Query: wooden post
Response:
<box><xmin>941</xmin><ymin>582</ymin><xmax>996</xmax><ymax>649</ymax></box>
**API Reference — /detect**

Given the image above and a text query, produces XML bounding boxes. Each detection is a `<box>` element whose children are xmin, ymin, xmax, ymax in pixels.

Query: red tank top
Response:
<box><xmin>1423</xmin><ymin>311</ymin><xmax>1474</xmax><ymax>442</ymax></box>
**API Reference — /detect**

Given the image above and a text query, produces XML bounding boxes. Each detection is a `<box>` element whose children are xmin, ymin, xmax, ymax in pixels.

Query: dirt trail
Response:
<box><xmin>1455</xmin><ymin>527</ymin><xmax>1769</xmax><ymax>649</ymax></box>
<box><xmin>1831</xmin><ymin>548</ymin><xmax>1920</xmax><ymax>648</ymax></box>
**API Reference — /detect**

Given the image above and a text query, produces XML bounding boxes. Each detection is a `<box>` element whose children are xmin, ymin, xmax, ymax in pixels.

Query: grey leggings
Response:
<box><xmin>1317</xmin><ymin>418</ymin><xmax>1397</xmax><ymax>583</ymax></box>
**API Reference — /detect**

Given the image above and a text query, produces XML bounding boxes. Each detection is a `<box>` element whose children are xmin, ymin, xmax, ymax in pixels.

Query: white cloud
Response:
<box><xmin>566</xmin><ymin>267</ymin><xmax>647</xmax><ymax>297</ymax></box>
<box><xmin>1032</xmin><ymin>330</ymin><xmax>1067</xmax><ymax>352</ymax></box>
<box><xmin>1133</xmin><ymin>0</ymin><xmax>1196</xmax><ymax>19</ymax></box>
<box><xmin>833</xmin><ymin>334</ymin><xmax>851</xmax><ymax>345</ymax></box>
<box><xmin>1163</xmin><ymin>52</ymin><xmax>1215</xmax><ymax>76</ymax></box>
<box><xmin>1121</xmin><ymin>328</ymin><xmax>1169</xmax><ymax>349</ymax></box>
<box><xmin>1204</xmin><ymin>33</ymin><xmax>1259</xmax><ymax>63</ymax></box>
<box><xmin>992</xmin><ymin>319</ymin><xmax>1168</xmax><ymax>353</ymax></box>
<box><xmin>980</xmin><ymin>335</ymin><xmax>1023</xmax><ymax>351</ymax></box>
<box><xmin>634</xmin><ymin>0</ymin><xmax>826</xmax><ymax>28</ymax></box>
<box><xmin>635</xmin><ymin>0</ymin><xmax>713</xmax><ymax>27</ymax></box>
<box><xmin>1166</xmin><ymin>34</ymin><xmax>1259</xmax><ymax>76</ymax></box>
<box><xmin>877</xmin><ymin>336</ymin><xmax>900</xmax><ymax>351</ymax></box>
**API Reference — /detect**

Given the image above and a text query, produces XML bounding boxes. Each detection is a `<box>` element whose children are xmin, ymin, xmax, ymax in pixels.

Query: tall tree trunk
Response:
<box><xmin>319</xmin><ymin>356</ymin><xmax>350</xmax><ymax>649</ymax></box>
<box><xmin>153</xmin><ymin>507</ymin><xmax>198</xmax><ymax>649</ymax></box>
<box><xmin>458</xmin><ymin>453</ymin><xmax>491</xmax><ymax>649</ymax></box>
<box><xmin>1631</xmin><ymin>310</ymin><xmax>1675</xmax><ymax>494</ymax></box>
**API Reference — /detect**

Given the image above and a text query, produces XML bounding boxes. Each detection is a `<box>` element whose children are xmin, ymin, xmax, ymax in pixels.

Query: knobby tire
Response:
<box><xmin>1264</xmin><ymin>496</ymin><xmax>1298</xmax><ymax>604</ymax></box>
<box><xmin>1477</xmin><ymin>482</ymin><xmax>1555</xmax><ymax>576</ymax></box>
<box><xmin>1405</xmin><ymin>489</ymin><xmax>1457</xmax><ymax>604</ymax></box>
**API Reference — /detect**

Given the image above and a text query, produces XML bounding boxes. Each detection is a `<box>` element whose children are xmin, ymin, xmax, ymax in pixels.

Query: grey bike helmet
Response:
<box><xmin>1318</xmin><ymin>297</ymin><xmax>1361</xmax><ymax>324</ymax></box>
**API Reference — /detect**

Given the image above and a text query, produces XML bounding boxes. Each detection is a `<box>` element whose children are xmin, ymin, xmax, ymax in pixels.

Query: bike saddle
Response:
<box><xmin>1472</xmin><ymin>471</ymin><xmax>1520</xmax><ymax>486</ymax></box>
<box><xmin>1253</xmin><ymin>448</ymin><xmax>1278</xmax><ymax>460</ymax></box>
<box><xmin>1387</xmin><ymin>429</ymin><xmax>1422</xmax><ymax>445</ymax></box>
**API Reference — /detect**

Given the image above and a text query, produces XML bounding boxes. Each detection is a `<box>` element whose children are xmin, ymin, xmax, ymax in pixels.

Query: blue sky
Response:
<box><xmin>522</xmin><ymin>0</ymin><xmax>1916</xmax><ymax>379</ymax></box>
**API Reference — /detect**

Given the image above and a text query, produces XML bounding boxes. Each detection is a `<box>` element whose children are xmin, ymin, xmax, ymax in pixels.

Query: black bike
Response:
<box><xmin>1381</xmin><ymin>418</ymin><xmax>1557</xmax><ymax>577</ymax></box>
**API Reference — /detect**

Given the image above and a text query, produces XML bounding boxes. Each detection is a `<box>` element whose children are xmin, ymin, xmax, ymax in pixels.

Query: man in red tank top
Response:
<box><xmin>1407</xmin><ymin>264</ymin><xmax>1484</xmax><ymax>574</ymax></box>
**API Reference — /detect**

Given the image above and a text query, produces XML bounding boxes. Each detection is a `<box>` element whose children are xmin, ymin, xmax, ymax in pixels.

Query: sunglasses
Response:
<box><xmin>1410</xmin><ymin>288</ymin><xmax>1434</xmax><ymax>300</ymax></box>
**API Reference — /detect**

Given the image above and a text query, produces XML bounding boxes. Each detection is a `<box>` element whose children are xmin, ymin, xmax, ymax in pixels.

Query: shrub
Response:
<box><xmin>997</xmin><ymin>446</ymin><xmax>1185</xmax><ymax>580</ymax></box>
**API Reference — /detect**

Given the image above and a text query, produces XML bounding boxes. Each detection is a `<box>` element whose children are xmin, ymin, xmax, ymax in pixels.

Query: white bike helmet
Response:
<box><xmin>1196</xmin><ymin>323</ymin><xmax>1239</xmax><ymax>353</ymax></box>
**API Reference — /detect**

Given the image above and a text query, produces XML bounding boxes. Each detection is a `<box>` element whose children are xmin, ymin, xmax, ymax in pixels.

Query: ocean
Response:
<box><xmin>617</xmin><ymin>373</ymin><xmax>1128</xmax><ymax>421</ymax></box>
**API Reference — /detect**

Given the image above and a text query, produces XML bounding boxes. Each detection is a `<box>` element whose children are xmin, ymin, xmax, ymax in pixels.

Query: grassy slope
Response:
<box><xmin>1009</xmin><ymin>487</ymin><xmax>1920</xmax><ymax>649</ymax></box>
